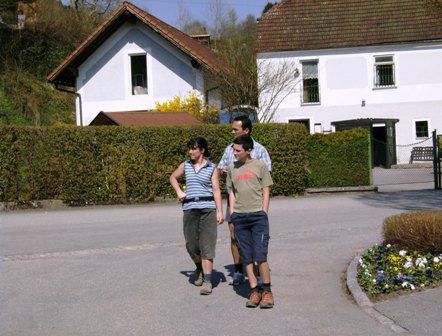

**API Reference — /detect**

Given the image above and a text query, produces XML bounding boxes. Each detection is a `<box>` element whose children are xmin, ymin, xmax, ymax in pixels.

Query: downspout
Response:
<box><xmin>55</xmin><ymin>84</ymin><xmax>83</xmax><ymax>126</ymax></box>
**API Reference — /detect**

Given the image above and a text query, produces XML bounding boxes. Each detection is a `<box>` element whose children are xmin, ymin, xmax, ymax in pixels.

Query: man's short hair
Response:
<box><xmin>233</xmin><ymin>135</ymin><xmax>254</xmax><ymax>151</ymax></box>
<box><xmin>233</xmin><ymin>115</ymin><xmax>252</xmax><ymax>133</ymax></box>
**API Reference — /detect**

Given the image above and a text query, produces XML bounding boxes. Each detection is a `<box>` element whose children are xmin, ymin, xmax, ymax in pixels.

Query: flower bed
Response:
<box><xmin>358</xmin><ymin>244</ymin><xmax>442</xmax><ymax>299</ymax></box>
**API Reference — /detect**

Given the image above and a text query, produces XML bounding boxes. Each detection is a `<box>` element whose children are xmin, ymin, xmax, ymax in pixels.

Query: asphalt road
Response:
<box><xmin>1</xmin><ymin>190</ymin><xmax>442</xmax><ymax>336</ymax></box>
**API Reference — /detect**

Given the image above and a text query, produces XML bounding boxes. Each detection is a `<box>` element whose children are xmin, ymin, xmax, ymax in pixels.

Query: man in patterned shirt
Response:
<box><xmin>218</xmin><ymin>115</ymin><xmax>272</xmax><ymax>286</ymax></box>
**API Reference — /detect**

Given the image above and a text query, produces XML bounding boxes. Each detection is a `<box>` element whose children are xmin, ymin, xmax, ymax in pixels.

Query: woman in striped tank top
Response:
<box><xmin>170</xmin><ymin>138</ymin><xmax>224</xmax><ymax>295</ymax></box>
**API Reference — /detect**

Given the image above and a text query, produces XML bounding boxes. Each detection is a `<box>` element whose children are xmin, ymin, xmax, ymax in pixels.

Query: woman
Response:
<box><xmin>169</xmin><ymin>137</ymin><xmax>224</xmax><ymax>295</ymax></box>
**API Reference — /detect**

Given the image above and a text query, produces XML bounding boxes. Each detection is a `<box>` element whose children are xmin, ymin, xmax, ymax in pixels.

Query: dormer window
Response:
<box><xmin>131</xmin><ymin>54</ymin><xmax>147</xmax><ymax>95</ymax></box>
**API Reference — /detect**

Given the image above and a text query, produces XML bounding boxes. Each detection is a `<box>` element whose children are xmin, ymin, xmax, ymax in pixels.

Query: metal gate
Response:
<box><xmin>433</xmin><ymin>130</ymin><xmax>441</xmax><ymax>190</ymax></box>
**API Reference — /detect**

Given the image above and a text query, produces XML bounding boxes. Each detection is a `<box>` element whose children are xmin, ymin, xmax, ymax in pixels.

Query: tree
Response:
<box><xmin>182</xmin><ymin>20</ymin><xmax>208</xmax><ymax>36</ymax></box>
<box><xmin>70</xmin><ymin>0</ymin><xmax>122</xmax><ymax>19</ymax></box>
<box><xmin>212</xmin><ymin>11</ymin><xmax>300</xmax><ymax>123</ymax></box>
<box><xmin>262</xmin><ymin>2</ymin><xmax>277</xmax><ymax>15</ymax></box>
<box><xmin>205</xmin><ymin>0</ymin><xmax>231</xmax><ymax>47</ymax></box>
<box><xmin>256</xmin><ymin>58</ymin><xmax>300</xmax><ymax>123</ymax></box>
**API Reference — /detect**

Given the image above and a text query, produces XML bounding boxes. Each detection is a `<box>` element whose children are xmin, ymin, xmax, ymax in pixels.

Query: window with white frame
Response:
<box><xmin>131</xmin><ymin>54</ymin><xmax>147</xmax><ymax>95</ymax></box>
<box><xmin>301</xmin><ymin>60</ymin><xmax>320</xmax><ymax>104</ymax></box>
<box><xmin>374</xmin><ymin>55</ymin><xmax>395</xmax><ymax>88</ymax></box>
<box><xmin>415</xmin><ymin>120</ymin><xmax>429</xmax><ymax>138</ymax></box>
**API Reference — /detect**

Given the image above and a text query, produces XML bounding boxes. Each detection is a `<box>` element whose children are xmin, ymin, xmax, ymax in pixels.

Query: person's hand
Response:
<box><xmin>217</xmin><ymin>211</ymin><xmax>224</xmax><ymax>225</ymax></box>
<box><xmin>177</xmin><ymin>190</ymin><xmax>186</xmax><ymax>202</ymax></box>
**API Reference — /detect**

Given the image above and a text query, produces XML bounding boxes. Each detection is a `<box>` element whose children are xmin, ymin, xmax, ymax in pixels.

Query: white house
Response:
<box><xmin>256</xmin><ymin>0</ymin><xmax>442</xmax><ymax>166</ymax></box>
<box><xmin>48</xmin><ymin>1</ymin><xmax>224</xmax><ymax>126</ymax></box>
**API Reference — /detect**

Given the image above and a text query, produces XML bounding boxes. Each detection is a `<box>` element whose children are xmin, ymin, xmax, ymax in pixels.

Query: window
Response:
<box><xmin>301</xmin><ymin>61</ymin><xmax>320</xmax><ymax>104</ymax></box>
<box><xmin>374</xmin><ymin>55</ymin><xmax>395</xmax><ymax>88</ymax></box>
<box><xmin>131</xmin><ymin>55</ymin><xmax>147</xmax><ymax>95</ymax></box>
<box><xmin>415</xmin><ymin>120</ymin><xmax>429</xmax><ymax>138</ymax></box>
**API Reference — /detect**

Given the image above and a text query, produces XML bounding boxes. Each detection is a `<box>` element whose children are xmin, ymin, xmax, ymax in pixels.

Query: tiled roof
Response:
<box><xmin>256</xmin><ymin>0</ymin><xmax>442</xmax><ymax>53</ymax></box>
<box><xmin>89</xmin><ymin>111</ymin><xmax>203</xmax><ymax>126</ymax></box>
<box><xmin>48</xmin><ymin>1</ymin><xmax>224</xmax><ymax>87</ymax></box>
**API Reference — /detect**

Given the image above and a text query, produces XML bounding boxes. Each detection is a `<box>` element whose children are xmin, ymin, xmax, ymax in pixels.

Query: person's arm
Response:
<box><xmin>218</xmin><ymin>146</ymin><xmax>231</xmax><ymax>176</ymax></box>
<box><xmin>262</xmin><ymin>186</ymin><xmax>270</xmax><ymax>214</ymax></box>
<box><xmin>229</xmin><ymin>186</ymin><xmax>236</xmax><ymax>215</ymax></box>
<box><xmin>169</xmin><ymin>163</ymin><xmax>186</xmax><ymax>202</ymax></box>
<box><xmin>211</xmin><ymin>168</ymin><xmax>224</xmax><ymax>224</ymax></box>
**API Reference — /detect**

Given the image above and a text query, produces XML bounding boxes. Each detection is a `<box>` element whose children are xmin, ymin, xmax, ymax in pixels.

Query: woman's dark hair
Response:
<box><xmin>187</xmin><ymin>137</ymin><xmax>210</xmax><ymax>157</ymax></box>
<box><xmin>233</xmin><ymin>135</ymin><xmax>254</xmax><ymax>151</ymax></box>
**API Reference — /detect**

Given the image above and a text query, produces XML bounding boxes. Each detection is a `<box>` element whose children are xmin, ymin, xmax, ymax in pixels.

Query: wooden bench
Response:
<box><xmin>410</xmin><ymin>146</ymin><xmax>433</xmax><ymax>163</ymax></box>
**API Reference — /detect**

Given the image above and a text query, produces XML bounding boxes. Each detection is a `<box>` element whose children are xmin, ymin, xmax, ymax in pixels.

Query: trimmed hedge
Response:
<box><xmin>0</xmin><ymin>125</ymin><xmax>370</xmax><ymax>204</ymax></box>
<box><xmin>308</xmin><ymin>128</ymin><xmax>371</xmax><ymax>187</ymax></box>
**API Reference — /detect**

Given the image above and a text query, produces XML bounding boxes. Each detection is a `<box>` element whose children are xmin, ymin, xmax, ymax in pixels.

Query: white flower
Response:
<box><xmin>410</xmin><ymin>284</ymin><xmax>415</xmax><ymax>290</ymax></box>
<box><xmin>434</xmin><ymin>257</ymin><xmax>440</xmax><ymax>263</ymax></box>
<box><xmin>415</xmin><ymin>257</ymin><xmax>427</xmax><ymax>268</ymax></box>
<box><xmin>404</xmin><ymin>261</ymin><xmax>413</xmax><ymax>269</ymax></box>
<box><xmin>386</xmin><ymin>244</ymin><xmax>391</xmax><ymax>248</ymax></box>
<box><xmin>402</xmin><ymin>281</ymin><xmax>409</xmax><ymax>288</ymax></box>
<box><xmin>399</xmin><ymin>250</ymin><xmax>407</xmax><ymax>257</ymax></box>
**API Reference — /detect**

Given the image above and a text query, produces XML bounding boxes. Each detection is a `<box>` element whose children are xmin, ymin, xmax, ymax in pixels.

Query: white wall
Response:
<box><xmin>257</xmin><ymin>42</ymin><xmax>442</xmax><ymax>163</ymax></box>
<box><xmin>75</xmin><ymin>21</ymin><xmax>205</xmax><ymax>125</ymax></box>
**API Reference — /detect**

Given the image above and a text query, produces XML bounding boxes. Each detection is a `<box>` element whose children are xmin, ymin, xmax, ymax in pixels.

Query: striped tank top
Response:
<box><xmin>183</xmin><ymin>159</ymin><xmax>216</xmax><ymax>210</ymax></box>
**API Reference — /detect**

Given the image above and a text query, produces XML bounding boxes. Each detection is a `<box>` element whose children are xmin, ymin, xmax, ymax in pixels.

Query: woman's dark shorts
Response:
<box><xmin>230</xmin><ymin>211</ymin><xmax>270</xmax><ymax>263</ymax></box>
<box><xmin>183</xmin><ymin>208</ymin><xmax>217</xmax><ymax>260</ymax></box>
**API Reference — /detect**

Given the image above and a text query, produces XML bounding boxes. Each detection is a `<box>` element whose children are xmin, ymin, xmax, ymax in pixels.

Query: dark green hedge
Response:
<box><xmin>308</xmin><ymin>128</ymin><xmax>371</xmax><ymax>187</ymax></box>
<box><xmin>0</xmin><ymin>125</ymin><xmax>370</xmax><ymax>204</ymax></box>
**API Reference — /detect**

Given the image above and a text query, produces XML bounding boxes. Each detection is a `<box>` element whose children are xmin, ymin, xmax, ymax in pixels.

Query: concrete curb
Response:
<box><xmin>346</xmin><ymin>255</ymin><xmax>413</xmax><ymax>335</ymax></box>
<box><xmin>306</xmin><ymin>186</ymin><xmax>378</xmax><ymax>193</ymax></box>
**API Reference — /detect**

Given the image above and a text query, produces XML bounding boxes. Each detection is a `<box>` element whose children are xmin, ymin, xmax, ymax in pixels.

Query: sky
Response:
<box><xmin>63</xmin><ymin>1</ymin><xmax>275</xmax><ymax>29</ymax></box>
<box><xmin>134</xmin><ymin>0</ymin><xmax>273</xmax><ymax>28</ymax></box>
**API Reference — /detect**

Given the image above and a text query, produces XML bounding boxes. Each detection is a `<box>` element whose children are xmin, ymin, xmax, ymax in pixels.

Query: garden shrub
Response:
<box><xmin>308</xmin><ymin>128</ymin><xmax>370</xmax><ymax>187</ymax></box>
<box><xmin>0</xmin><ymin>123</ymin><xmax>320</xmax><ymax>204</ymax></box>
<box><xmin>383</xmin><ymin>211</ymin><xmax>442</xmax><ymax>254</ymax></box>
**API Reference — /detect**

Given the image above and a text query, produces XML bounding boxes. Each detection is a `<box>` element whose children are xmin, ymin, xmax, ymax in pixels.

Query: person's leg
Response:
<box><xmin>183</xmin><ymin>210</ymin><xmax>203</xmax><ymax>286</ymax></box>
<box><xmin>250</xmin><ymin>211</ymin><xmax>274</xmax><ymax>308</ymax></box>
<box><xmin>199</xmin><ymin>209</ymin><xmax>217</xmax><ymax>295</ymax></box>
<box><xmin>228</xmin><ymin>222</ymin><xmax>244</xmax><ymax>285</ymax></box>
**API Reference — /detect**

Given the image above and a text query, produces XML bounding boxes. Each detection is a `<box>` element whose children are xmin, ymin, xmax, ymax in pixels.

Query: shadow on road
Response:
<box><xmin>355</xmin><ymin>190</ymin><xmax>442</xmax><ymax>211</ymax></box>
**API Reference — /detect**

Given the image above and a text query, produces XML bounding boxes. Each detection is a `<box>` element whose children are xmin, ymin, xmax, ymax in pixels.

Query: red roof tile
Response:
<box><xmin>89</xmin><ymin>111</ymin><xmax>203</xmax><ymax>126</ymax></box>
<box><xmin>256</xmin><ymin>0</ymin><xmax>442</xmax><ymax>53</ymax></box>
<box><xmin>48</xmin><ymin>1</ymin><xmax>224</xmax><ymax>87</ymax></box>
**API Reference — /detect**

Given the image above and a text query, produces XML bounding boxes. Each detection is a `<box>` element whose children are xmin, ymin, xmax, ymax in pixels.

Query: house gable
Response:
<box><xmin>48</xmin><ymin>1</ymin><xmax>224</xmax><ymax>87</ymax></box>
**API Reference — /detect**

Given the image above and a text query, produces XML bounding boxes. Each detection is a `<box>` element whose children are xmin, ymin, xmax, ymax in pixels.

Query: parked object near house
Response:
<box><xmin>89</xmin><ymin>111</ymin><xmax>202</xmax><ymax>126</ymax></box>
<box><xmin>47</xmin><ymin>1</ymin><xmax>224</xmax><ymax>126</ymax></box>
<box><xmin>256</xmin><ymin>0</ymin><xmax>442</xmax><ymax>166</ymax></box>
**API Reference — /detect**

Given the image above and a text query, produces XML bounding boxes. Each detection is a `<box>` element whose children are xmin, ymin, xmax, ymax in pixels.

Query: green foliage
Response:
<box><xmin>0</xmin><ymin>122</ymin><xmax>371</xmax><ymax>204</ymax></box>
<box><xmin>0</xmin><ymin>123</ymin><xmax>313</xmax><ymax>203</ymax></box>
<box><xmin>308</xmin><ymin>128</ymin><xmax>371</xmax><ymax>187</ymax></box>
<box><xmin>383</xmin><ymin>211</ymin><xmax>442</xmax><ymax>254</ymax></box>
<box><xmin>0</xmin><ymin>64</ymin><xmax>75</xmax><ymax>126</ymax></box>
<box><xmin>0</xmin><ymin>0</ymin><xmax>103</xmax><ymax>127</ymax></box>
